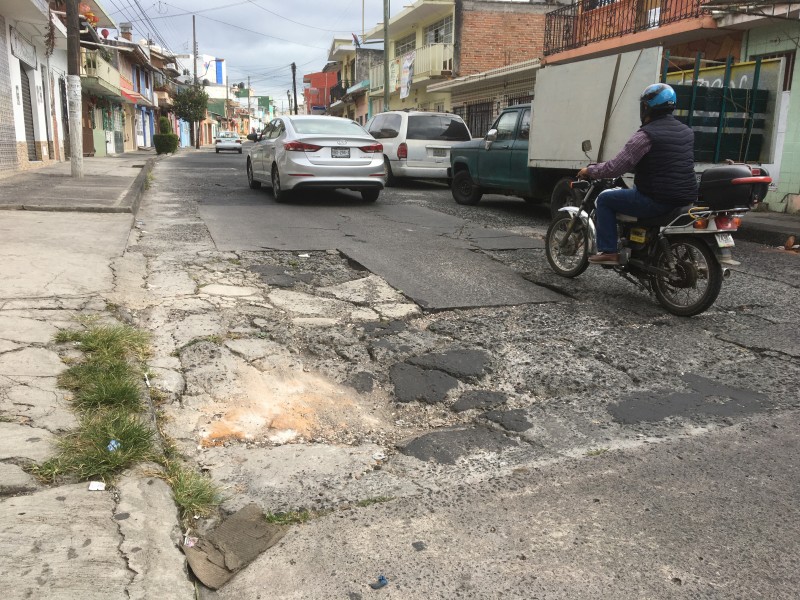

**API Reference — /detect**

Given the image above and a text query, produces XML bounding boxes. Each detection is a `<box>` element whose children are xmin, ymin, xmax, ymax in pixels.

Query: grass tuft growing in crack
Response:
<box><xmin>162</xmin><ymin>460</ymin><xmax>223</xmax><ymax>520</ymax></box>
<box><xmin>37</xmin><ymin>321</ymin><xmax>222</xmax><ymax>523</ymax></box>
<box><xmin>35</xmin><ymin>409</ymin><xmax>156</xmax><ymax>481</ymax></box>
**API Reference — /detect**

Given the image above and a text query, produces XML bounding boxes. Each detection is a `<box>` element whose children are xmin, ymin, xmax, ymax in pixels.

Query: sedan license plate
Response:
<box><xmin>716</xmin><ymin>233</ymin><xmax>735</xmax><ymax>248</ymax></box>
<box><xmin>331</xmin><ymin>147</ymin><xmax>350</xmax><ymax>158</ymax></box>
<box><xmin>432</xmin><ymin>148</ymin><xmax>447</xmax><ymax>157</ymax></box>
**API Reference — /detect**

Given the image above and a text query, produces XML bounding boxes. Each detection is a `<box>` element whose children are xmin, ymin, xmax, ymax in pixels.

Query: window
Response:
<box><xmin>424</xmin><ymin>15</ymin><xmax>453</xmax><ymax>45</ymax></box>
<box><xmin>407</xmin><ymin>115</ymin><xmax>470</xmax><ymax>141</ymax></box>
<box><xmin>492</xmin><ymin>111</ymin><xmax>519</xmax><ymax>141</ymax></box>
<box><xmin>519</xmin><ymin>109</ymin><xmax>531</xmax><ymax>140</ymax></box>
<box><xmin>290</xmin><ymin>118</ymin><xmax>367</xmax><ymax>135</ymax></box>
<box><xmin>750</xmin><ymin>51</ymin><xmax>795</xmax><ymax>91</ymax></box>
<box><xmin>369</xmin><ymin>113</ymin><xmax>401</xmax><ymax>138</ymax></box>
<box><xmin>395</xmin><ymin>33</ymin><xmax>416</xmax><ymax>58</ymax></box>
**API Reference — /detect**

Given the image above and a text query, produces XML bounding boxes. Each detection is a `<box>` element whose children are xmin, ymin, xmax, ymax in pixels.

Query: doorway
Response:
<box><xmin>19</xmin><ymin>65</ymin><xmax>39</xmax><ymax>161</ymax></box>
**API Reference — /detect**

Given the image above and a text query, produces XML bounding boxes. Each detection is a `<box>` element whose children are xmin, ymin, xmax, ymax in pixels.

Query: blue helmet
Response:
<box><xmin>640</xmin><ymin>83</ymin><xmax>676</xmax><ymax>124</ymax></box>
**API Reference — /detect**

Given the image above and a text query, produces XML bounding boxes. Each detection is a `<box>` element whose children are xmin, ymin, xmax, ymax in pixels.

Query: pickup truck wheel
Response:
<box><xmin>550</xmin><ymin>177</ymin><xmax>580</xmax><ymax>219</ymax></box>
<box><xmin>452</xmin><ymin>170</ymin><xmax>483</xmax><ymax>205</ymax></box>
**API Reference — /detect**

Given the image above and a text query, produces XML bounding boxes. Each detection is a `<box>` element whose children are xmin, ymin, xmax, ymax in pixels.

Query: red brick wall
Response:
<box><xmin>457</xmin><ymin>1</ymin><xmax>552</xmax><ymax>76</ymax></box>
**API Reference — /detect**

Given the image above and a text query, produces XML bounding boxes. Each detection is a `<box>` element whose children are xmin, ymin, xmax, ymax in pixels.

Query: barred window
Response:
<box><xmin>424</xmin><ymin>15</ymin><xmax>453</xmax><ymax>45</ymax></box>
<box><xmin>395</xmin><ymin>33</ymin><xmax>416</xmax><ymax>57</ymax></box>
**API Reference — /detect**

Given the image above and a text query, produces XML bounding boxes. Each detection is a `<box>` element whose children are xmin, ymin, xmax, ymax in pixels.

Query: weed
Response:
<box><xmin>162</xmin><ymin>461</ymin><xmax>222</xmax><ymax>520</ymax></box>
<box><xmin>265</xmin><ymin>509</ymin><xmax>323</xmax><ymax>525</ymax></box>
<box><xmin>55</xmin><ymin>324</ymin><xmax>150</xmax><ymax>362</ymax></box>
<box><xmin>585</xmin><ymin>447</ymin><xmax>609</xmax><ymax>457</ymax></box>
<box><xmin>356</xmin><ymin>496</ymin><xmax>394</xmax><ymax>508</ymax></box>
<box><xmin>145</xmin><ymin>172</ymin><xmax>154</xmax><ymax>189</ymax></box>
<box><xmin>35</xmin><ymin>409</ymin><xmax>155</xmax><ymax>482</ymax></box>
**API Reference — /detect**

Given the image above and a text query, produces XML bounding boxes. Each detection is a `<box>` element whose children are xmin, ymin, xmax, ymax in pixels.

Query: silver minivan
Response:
<box><xmin>366</xmin><ymin>111</ymin><xmax>471</xmax><ymax>184</ymax></box>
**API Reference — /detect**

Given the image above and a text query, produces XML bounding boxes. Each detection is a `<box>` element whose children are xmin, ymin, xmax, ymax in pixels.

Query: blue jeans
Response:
<box><xmin>595</xmin><ymin>187</ymin><xmax>674</xmax><ymax>253</ymax></box>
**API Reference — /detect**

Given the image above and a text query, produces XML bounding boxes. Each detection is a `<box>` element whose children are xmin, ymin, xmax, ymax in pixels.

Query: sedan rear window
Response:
<box><xmin>290</xmin><ymin>118</ymin><xmax>367</xmax><ymax>135</ymax></box>
<box><xmin>407</xmin><ymin>115</ymin><xmax>470</xmax><ymax>141</ymax></box>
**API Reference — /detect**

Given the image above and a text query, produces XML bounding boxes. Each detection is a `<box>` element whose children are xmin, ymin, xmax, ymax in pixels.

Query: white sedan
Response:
<box><xmin>215</xmin><ymin>131</ymin><xmax>242</xmax><ymax>154</ymax></box>
<box><xmin>246</xmin><ymin>115</ymin><xmax>385</xmax><ymax>202</ymax></box>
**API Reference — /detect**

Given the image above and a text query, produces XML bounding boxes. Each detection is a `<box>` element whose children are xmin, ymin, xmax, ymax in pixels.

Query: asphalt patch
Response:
<box><xmin>408</xmin><ymin>348</ymin><xmax>491</xmax><ymax>378</ymax></box>
<box><xmin>608</xmin><ymin>373</ymin><xmax>771</xmax><ymax>424</ymax></box>
<box><xmin>482</xmin><ymin>409</ymin><xmax>532</xmax><ymax>432</ymax></box>
<box><xmin>390</xmin><ymin>363</ymin><xmax>458</xmax><ymax>404</ymax></box>
<box><xmin>399</xmin><ymin>426</ymin><xmax>519</xmax><ymax>464</ymax></box>
<box><xmin>451</xmin><ymin>390</ymin><xmax>508</xmax><ymax>413</ymax></box>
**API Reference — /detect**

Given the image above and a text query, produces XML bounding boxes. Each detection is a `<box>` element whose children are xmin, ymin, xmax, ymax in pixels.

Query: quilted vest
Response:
<box><xmin>635</xmin><ymin>114</ymin><xmax>698</xmax><ymax>206</ymax></box>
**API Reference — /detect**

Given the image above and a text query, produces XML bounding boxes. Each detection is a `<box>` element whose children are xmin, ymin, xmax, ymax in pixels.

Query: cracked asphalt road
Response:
<box><xmin>127</xmin><ymin>149</ymin><xmax>799</xmax><ymax>598</ymax></box>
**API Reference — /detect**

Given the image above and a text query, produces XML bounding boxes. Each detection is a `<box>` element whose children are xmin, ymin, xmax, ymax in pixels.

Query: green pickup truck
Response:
<box><xmin>448</xmin><ymin>105</ymin><xmax>579</xmax><ymax>218</ymax></box>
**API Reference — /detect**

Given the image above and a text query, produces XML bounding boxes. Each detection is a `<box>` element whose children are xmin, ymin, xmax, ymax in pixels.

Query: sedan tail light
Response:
<box><xmin>284</xmin><ymin>141</ymin><xmax>322</xmax><ymax>152</ymax></box>
<box><xmin>397</xmin><ymin>142</ymin><xmax>408</xmax><ymax>160</ymax></box>
<box><xmin>359</xmin><ymin>143</ymin><xmax>383</xmax><ymax>153</ymax></box>
<box><xmin>235</xmin><ymin>139</ymin><xmax>242</xmax><ymax>144</ymax></box>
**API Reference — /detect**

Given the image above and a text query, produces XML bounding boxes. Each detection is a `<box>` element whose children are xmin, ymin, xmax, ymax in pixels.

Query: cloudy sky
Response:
<box><xmin>102</xmin><ymin>0</ymin><xmax>397</xmax><ymax>108</ymax></box>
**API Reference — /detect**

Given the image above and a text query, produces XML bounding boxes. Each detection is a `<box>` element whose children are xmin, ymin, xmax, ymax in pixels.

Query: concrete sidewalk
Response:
<box><xmin>0</xmin><ymin>154</ymin><xmax>193</xmax><ymax>598</ymax></box>
<box><xmin>0</xmin><ymin>150</ymin><xmax>157</xmax><ymax>214</ymax></box>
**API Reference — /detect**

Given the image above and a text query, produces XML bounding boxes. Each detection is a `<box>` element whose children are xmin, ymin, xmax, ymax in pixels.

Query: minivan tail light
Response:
<box><xmin>359</xmin><ymin>143</ymin><xmax>383</xmax><ymax>153</ymax></box>
<box><xmin>283</xmin><ymin>141</ymin><xmax>322</xmax><ymax>152</ymax></box>
<box><xmin>397</xmin><ymin>142</ymin><xmax>408</xmax><ymax>160</ymax></box>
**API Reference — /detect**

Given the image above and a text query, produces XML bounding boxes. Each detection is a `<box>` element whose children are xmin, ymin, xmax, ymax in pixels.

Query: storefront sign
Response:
<box><xmin>10</xmin><ymin>27</ymin><xmax>37</xmax><ymax>69</ymax></box>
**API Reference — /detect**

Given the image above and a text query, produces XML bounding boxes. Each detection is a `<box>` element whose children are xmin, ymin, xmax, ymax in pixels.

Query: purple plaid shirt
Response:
<box><xmin>586</xmin><ymin>130</ymin><xmax>651</xmax><ymax>179</ymax></box>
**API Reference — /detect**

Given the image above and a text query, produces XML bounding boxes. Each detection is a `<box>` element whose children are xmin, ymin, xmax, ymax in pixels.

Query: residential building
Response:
<box><xmin>0</xmin><ymin>0</ymin><xmax>73</xmax><ymax>172</ymax></box>
<box><xmin>542</xmin><ymin>0</ymin><xmax>800</xmax><ymax>211</ymax></box>
<box><xmin>364</xmin><ymin>0</ymin><xmax>566</xmax><ymax>131</ymax></box>
<box><xmin>303</xmin><ymin>67</ymin><xmax>338</xmax><ymax>115</ymax></box>
<box><xmin>326</xmin><ymin>37</ymin><xmax>383</xmax><ymax>124</ymax></box>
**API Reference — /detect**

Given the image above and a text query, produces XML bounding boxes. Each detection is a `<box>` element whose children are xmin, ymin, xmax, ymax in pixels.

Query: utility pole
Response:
<box><xmin>66</xmin><ymin>0</ymin><xmax>83</xmax><ymax>177</ymax></box>
<box><xmin>192</xmin><ymin>15</ymin><xmax>200</xmax><ymax>149</ymax></box>
<box><xmin>286</xmin><ymin>90</ymin><xmax>291</xmax><ymax>115</ymax></box>
<box><xmin>247</xmin><ymin>75</ymin><xmax>251</xmax><ymax>133</ymax></box>
<box><xmin>383</xmin><ymin>0</ymin><xmax>390</xmax><ymax>111</ymax></box>
<box><xmin>291</xmin><ymin>62</ymin><xmax>298</xmax><ymax>116</ymax></box>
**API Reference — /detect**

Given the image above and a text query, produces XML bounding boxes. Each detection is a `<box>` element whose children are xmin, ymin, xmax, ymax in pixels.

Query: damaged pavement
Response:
<box><xmin>1</xmin><ymin>150</ymin><xmax>799</xmax><ymax>598</ymax></box>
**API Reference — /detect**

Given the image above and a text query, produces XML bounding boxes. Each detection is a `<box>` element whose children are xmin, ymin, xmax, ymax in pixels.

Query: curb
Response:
<box><xmin>737</xmin><ymin>224</ymin><xmax>799</xmax><ymax>248</ymax></box>
<box><xmin>125</xmin><ymin>155</ymin><xmax>158</xmax><ymax>217</ymax></box>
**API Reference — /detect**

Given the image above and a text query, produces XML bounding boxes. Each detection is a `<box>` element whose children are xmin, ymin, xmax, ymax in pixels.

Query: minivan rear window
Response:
<box><xmin>407</xmin><ymin>115</ymin><xmax>470</xmax><ymax>141</ymax></box>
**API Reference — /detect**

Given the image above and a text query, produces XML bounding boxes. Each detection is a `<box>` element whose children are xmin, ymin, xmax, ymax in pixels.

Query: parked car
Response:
<box><xmin>365</xmin><ymin>111</ymin><xmax>471</xmax><ymax>185</ymax></box>
<box><xmin>215</xmin><ymin>131</ymin><xmax>242</xmax><ymax>154</ymax></box>
<box><xmin>245</xmin><ymin>115</ymin><xmax>385</xmax><ymax>202</ymax></box>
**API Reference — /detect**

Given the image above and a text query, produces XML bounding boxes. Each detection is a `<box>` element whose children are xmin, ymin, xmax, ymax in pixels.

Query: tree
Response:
<box><xmin>173</xmin><ymin>85</ymin><xmax>209</xmax><ymax>149</ymax></box>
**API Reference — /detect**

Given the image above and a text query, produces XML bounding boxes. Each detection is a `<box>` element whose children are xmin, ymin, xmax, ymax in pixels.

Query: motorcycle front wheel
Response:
<box><xmin>651</xmin><ymin>237</ymin><xmax>723</xmax><ymax>317</ymax></box>
<box><xmin>545</xmin><ymin>215</ymin><xmax>589</xmax><ymax>277</ymax></box>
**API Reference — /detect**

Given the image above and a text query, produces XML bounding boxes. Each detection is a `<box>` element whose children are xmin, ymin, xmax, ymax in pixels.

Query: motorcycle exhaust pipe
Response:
<box><xmin>723</xmin><ymin>268</ymin><xmax>730</xmax><ymax>279</ymax></box>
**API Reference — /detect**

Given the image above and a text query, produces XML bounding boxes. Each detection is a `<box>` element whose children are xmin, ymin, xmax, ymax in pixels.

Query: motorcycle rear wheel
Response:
<box><xmin>651</xmin><ymin>237</ymin><xmax>722</xmax><ymax>317</ymax></box>
<box><xmin>545</xmin><ymin>215</ymin><xmax>589</xmax><ymax>277</ymax></box>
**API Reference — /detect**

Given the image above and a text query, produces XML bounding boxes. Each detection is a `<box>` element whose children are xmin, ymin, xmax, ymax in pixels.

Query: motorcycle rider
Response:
<box><xmin>577</xmin><ymin>83</ymin><xmax>698</xmax><ymax>265</ymax></box>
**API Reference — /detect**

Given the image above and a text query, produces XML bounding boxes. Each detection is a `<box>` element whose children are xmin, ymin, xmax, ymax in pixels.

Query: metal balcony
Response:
<box><xmin>544</xmin><ymin>0</ymin><xmax>708</xmax><ymax>56</ymax></box>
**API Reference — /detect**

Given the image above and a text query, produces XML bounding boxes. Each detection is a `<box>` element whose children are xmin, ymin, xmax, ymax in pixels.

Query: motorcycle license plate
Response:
<box><xmin>716</xmin><ymin>233</ymin><xmax>735</xmax><ymax>248</ymax></box>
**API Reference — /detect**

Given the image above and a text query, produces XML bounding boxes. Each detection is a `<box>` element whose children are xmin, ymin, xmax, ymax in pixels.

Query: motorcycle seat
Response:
<box><xmin>617</xmin><ymin>205</ymin><xmax>693</xmax><ymax>227</ymax></box>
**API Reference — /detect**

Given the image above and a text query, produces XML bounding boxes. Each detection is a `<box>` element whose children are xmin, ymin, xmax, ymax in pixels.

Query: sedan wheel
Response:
<box><xmin>361</xmin><ymin>189</ymin><xmax>379</xmax><ymax>203</ymax></box>
<box><xmin>247</xmin><ymin>160</ymin><xmax>261</xmax><ymax>189</ymax></box>
<box><xmin>272</xmin><ymin>165</ymin><xmax>290</xmax><ymax>202</ymax></box>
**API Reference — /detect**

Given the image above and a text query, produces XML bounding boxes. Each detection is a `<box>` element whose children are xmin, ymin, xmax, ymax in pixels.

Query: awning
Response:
<box><xmin>121</xmin><ymin>89</ymin><xmax>154</xmax><ymax>107</ymax></box>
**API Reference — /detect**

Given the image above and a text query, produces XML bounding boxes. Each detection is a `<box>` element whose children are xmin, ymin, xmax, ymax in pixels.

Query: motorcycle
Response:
<box><xmin>544</xmin><ymin>163</ymin><xmax>771</xmax><ymax>316</ymax></box>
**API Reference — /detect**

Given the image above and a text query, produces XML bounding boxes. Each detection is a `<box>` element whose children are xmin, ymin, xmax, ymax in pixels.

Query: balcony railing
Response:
<box><xmin>544</xmin><ymin>0</ymin><xmax>708</xmax><ymax>56</ymax></box>
<box><xmin>369</xmin><ymin>43</ymin><xmax>454</xmax><ymax>93</ymax></box>
<box><xmin>80</xmin><ymin>48</ymin><xmax>120</xmax><ymax>94</ymax></box>
<box><xmin>329</xmin><ymin>80</ymin><xmax>354</xmax><ymax>103</ymax></box>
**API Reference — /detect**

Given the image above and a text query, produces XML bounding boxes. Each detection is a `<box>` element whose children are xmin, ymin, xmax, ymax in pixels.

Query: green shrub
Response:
<box><xmin>158</xmin><ymin>115</ymin><xmax>172</xmax><ymax>134</ymax></box>
<box><xmin>154</xmin><ymin>133</ymin><xmax>179</xmax><ymax>154</ymax></box>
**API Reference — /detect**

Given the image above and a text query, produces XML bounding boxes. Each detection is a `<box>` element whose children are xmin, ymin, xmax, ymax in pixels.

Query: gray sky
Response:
<box><xmin>102</xmin><ymin>0</ymin><xmax>397</xmax><ymax>105</ymax></box>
